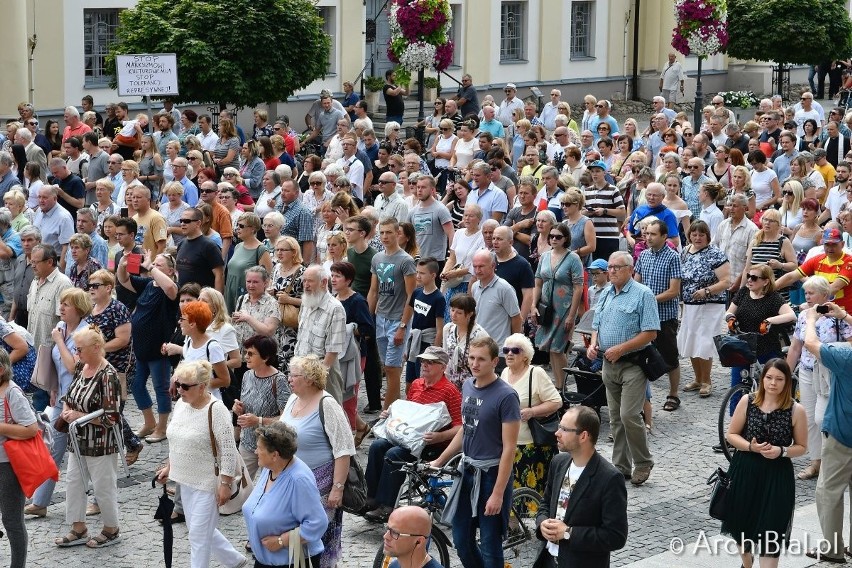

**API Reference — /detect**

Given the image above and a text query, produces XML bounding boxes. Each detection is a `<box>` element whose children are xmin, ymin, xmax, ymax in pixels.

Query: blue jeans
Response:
<box><xmin>31</xmin><ymin>409</ymin><xmax>68</xmax><ymax>508</ymax></box>
<box><xmin>386</xmin><ymin>114</ymin><xmax>404</xmax><ymax>126</ymax></box>
<box><xmin>452</xmin><ymin>466</ymin><xmax>512</xmax><ymax>568</ymax></box>
<box><xmin>729</xmin><ymin>351</ymin><xmax>780</xmax><ymax>414</ymax></box>
<box><xmin>132</xmin><ymin>357</ymin><xmax>173</xmax><ymax>414</ymax></box>
<box><xmin>32</xmin><ymin>388</ymin><xmax>49</xmax><ymax>412</ymax></box>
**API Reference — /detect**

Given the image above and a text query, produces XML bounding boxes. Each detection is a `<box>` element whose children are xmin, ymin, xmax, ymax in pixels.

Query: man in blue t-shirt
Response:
<box><xmin>804</xmin><ymin>306</ymin><xmax>852</xmax><ymax>563</ymax></box>
<box><xmin>431</xmin><ymin>336</ymin><xmax>520</xmax><ymax>568</ymax></box>
<box><xmin>402</xmin><ymin>258</ymin><xmax>446</xmax><ymax>382</ymax></box>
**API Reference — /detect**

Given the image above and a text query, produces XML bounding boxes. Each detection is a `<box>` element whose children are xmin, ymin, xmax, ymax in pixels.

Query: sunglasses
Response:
<box><xmin>309</xmin><ymin>181</ymin><xmax>324</xmax><ymax>186</ymax></box>
<box><xmin>502</xmin><ymin>346</ymin><xmax>522</xmax><ymax>355</ymax></box>
<box><xmin>178</xmin><ymin>218</ymin><xmax>198</xmax><ymax>224</ymax></box>
<box><xmin>746</xmin><ymin>274</ymin><xmax>766</xmax><ymax>281</ymax></box>
<box><xmin>175</xmin><ymin>381</ymin><xmax>201</xmax><ymax>391</ymax></box>
<box><xmin>782</xmin><ymin>191</ymin><xmax>793</xmax><ymax>196</ymax></box>
<box><xmin>441</xmin><ymin>128</ymin><xmax>451</xmax><ymax>132</ymax></box>
<box><xmin>549</xmin><ymin>234</ymin><xmax>565</xmax><ymax>240</ymax></box>
<box><xmin>236</xmin><ymin>223</ymin><xmax>247</xmax><ymax>229</ymax></box>
<box><xmin>200</xmin><ymin>189</ymin><xmax>218</xmax><ymax>194</ymax></box>
<box><xmin>88</xmin><ymin>283</ymin><xmax>105</xmax><ymax>289</ymax></box>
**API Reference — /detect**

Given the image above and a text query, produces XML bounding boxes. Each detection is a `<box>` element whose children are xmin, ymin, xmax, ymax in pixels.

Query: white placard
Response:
<box><xmin>115</xmin><ymin>53</ymin><xmax>179</xmax><ymax>96</ymax></box>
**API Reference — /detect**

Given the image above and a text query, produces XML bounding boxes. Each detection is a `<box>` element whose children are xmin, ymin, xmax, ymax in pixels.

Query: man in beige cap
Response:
<box><xmin>497</xmin><ymin>83</ymin><xmax>525</xmax><ymax>127</ymax></box>
<box><xmin>363</xmin><ymin>346</ymin><xmax>463</xmax><ymax>522</ymax></box>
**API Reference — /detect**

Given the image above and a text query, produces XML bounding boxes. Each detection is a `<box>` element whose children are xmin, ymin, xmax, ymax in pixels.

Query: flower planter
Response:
<box><xmin>365</xmin><ymin>90</ymin><xmax>381</xmax><ymax>114</ymax></box>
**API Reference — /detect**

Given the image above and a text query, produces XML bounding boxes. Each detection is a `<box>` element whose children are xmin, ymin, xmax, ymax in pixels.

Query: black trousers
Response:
<box><xmin>363</xmin><ymin>335</ymin><xmax>383</xmax><ymax>411</ymax></box>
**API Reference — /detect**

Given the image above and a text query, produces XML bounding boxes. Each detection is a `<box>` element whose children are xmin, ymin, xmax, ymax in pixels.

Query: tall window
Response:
<box><xmin>570</xmin><ymin>2</ymin><xmax>594</xmax><ymax>59</ymax></box>
<box><xmin>84</xmin><ymin>9</ymin><xmax>120</xmax><ymax>85</ymax></box>
<box><xmin>317</xmin><ymin>6</ymin><xmax>337</xmax><ymax>74</ymax></box>
<box><xmin>500</xmin><ymin>2</ymin><xmax>526</xmax><ymax>62</ymax></box>
<box><xmin>450</xmin><ymin>3</ymin><xmax>462</xmax><ymax>67</ymax></box>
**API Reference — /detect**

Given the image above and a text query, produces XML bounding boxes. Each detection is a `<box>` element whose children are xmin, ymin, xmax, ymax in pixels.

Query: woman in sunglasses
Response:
<box><xmin>500</xmin><ymin>333</ymin><xmax>562</xmax><ymax>500</ymax></box>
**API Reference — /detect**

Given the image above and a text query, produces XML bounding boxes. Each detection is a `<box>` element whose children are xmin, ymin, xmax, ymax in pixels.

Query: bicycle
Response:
<box><xmin>715</xmin><ymin>330</ymin><xmax>763</xmax><ymax>463</ymax></box>
<box><xmin>372</xmin><ymin>460</ymin><xmax>543</xmax><ymax>568</ymax></box>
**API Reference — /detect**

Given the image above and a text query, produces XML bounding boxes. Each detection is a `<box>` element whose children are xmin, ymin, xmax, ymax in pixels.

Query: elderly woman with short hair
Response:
<box><xmin>67</xmin><ymin>233</ymin><xmax>102</xmax><ymax>290</ymax></box>
<box><xmin>305</xmin><ymin>171</ymin><xmax>334</xmax><ymax>229</ymax></box>
<box><xmin>4</xmin><ymin>189</ymin><xmax>29</xmax><ymax>231</ymax></box>
<box><xmin>225</xmin><ymin>212</ymin><xmax>272</xmax><ymax>312</ymax></box>
<box><xmin>500</xmin><ymin>332</ymin><xmax>562</xmax><ymax>499</ymax></box>
<box><xmin>221</xmin><ymin>166</ymin><xmax>254</xmax><ymax>209</ymax></box>
<box><xmin>242</xmin><ymin>422</ymin><xmax>328</xmax><ymax>567</ymax></box>
<box><xmin>261</xmin><ymin>211</ymin><xmax>286</xmax><ymax>255</ymax></box>
<box><xmin>297</xmin><ymin>154</ymin><xmax>323</xmax><ymax>193</ymax></box>
<box><xmin>441</xmin><ymin>203</ymin><xmax>485</xmax><ymax>317</ymax></box>
<box><xmin>786</xmin><ymin>276</ymin><xmax>852</xmax><ymax>480</ymax></box>
<box><xmin>160</xmin><ymin>181</ymin><xmax>189</xmax><ymax>248</ymax></box>
<box><xmin>529</xmin><ymin>209</ymin><xmax>557</xmax><ymax>272</ymax></box>
<box><xmin>280</xmin><ymin>355</ymin><xmax>356</xmax><ymax>568</ymax></box>
<box><xmin>9</xmin><ymin>225</ymin><xmax>40</xmax><ymax>327</ymax></box>
<box><xmin>53</xmin><ymin>326</ymin><xmax>122</xmax><ymax>549</ymax></box>
<box><xmin>91</xmin><ymin>179</ymin><xmax>118</xmax><ymax>234</ymax></box>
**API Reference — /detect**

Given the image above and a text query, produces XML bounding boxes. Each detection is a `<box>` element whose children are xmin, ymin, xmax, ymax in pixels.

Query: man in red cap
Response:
<box><xmin>776</xmin><ymin>225</ymin><xmax>852</xmax><ymax>311</ymax></box>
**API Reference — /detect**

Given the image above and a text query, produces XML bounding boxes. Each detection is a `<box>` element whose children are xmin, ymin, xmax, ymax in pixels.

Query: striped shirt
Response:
<box><xmin>64</xmin><ymin>362</ymin><xmax>121</xmax><ymax>457</ymax></box>
<box><xmin>584</xmin><ymin>184</ymin><xmax>625</xmax><ymax>239</ymax></box>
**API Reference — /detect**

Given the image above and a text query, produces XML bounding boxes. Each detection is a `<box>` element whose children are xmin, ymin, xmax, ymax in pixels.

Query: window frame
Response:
<box><xmin>500</xmin><ymin>1</ymin><xmax>527</xmax><ymax>63</ymax></box>
<box><xmin>83</xmin><ymin>8</ymin><xmax>122</xmax><ymax>87</ymax></box>
<box><xmin>316</xmin><ymin>5</ymin><xmax>337</xmax><ymax>75</ymax></box>
<box><xmin>570</xmin><ymin>1</ymin><xmax>595</xmax><ymax>61</ymax></box>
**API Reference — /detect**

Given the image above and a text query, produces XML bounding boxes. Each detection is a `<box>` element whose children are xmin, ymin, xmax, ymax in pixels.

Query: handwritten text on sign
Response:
<box><xmin>115</xmin><ymin>54</ymin><xmax>179</xmax><ymax>97</ymax></box>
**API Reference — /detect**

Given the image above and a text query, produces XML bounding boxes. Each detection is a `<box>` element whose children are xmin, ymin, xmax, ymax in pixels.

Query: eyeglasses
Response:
<box><xmin>595</xmin><ymin>104</ymin><xmax>604</xmax><ymax>108</ymax></box>
<box><xmin>121</xmin><ymin>168</ymin><xmax>134</xmax><ymax>172</ymax></box>
<box><xmin>746</xmin><ymin>274</ymin><xmax>766</xmax><ymax>281</ymax></box>
<box><xmin>236</xmin><ymin>223</ymin><xmax>247</xmax><ymax>229</ymax></box>
<box><xmin>88</xmin><ymin>283</ymin><xmax>105</xmax><ymax>289</ymax></box>
<box><xmin>224</xmin><ymin>173</ymin><xmax>235</xmax><ymax>177</ymax></box>
<box><xmin>392</xmin><ymin>128</ymin><xmax>400</xmax><ymax>132</ymax></box>
<box><xmin>504</xmin><ymin>90</ymin><xmax>512</xmax><ymax>94</ymax></box>
<box><xmin>273</xmin><ymin>127</ymin><xmax>283</xmax><ymax>131</ymax></box>
<box><xmin>502</xmin><ymin>346</ymin><xmax>522</xmax><ymax>355</ymax></box>
<box><xmin>188</xmin><ymin>157</ymin><xmax>199</xmax><ymax>161</ymax></box>
<box><xmin>73</xmin><ymin>346</ymin><xmax>90</xmax><ymax>354</ymax></box>
<box><xmin>549</xmin><ymin>234</ymin><xmax>565</xmax><ymax>240</ymax></box>
<box><xmin>608</xmin><ymin>265</ymin><xmax>629</xmax><ymax>271</ymax></box>
<box><xmin>178</xmin><ymin>218</ymin><xmax>199</xmax><ymax>224</ymax></box>
<box><xmin>688</xmin><ymin>165</ymin><xmax>702</xmax><ymax>170</ymax></box>
<box><xmin>683</xmin><ymin>132</ymin><xmax>694</xmax><ymax>136</ymax></box>
<box><xmin>108</xmin><ymin>161</ymin><xmax>121</xmax><ymax>165</ymax></box>
<box><xmin>335</xmin><ymin>182</ymin><xmax>350</xmax><ymax>187</ymax></box>
<box><xmin>561</xmin><ymin>202</ymin><xmax>577</xmax><ymax>207</ymax></box>
<box><xmin>26</xmin><ymin>121</ymin><xmax>37</xmax><ymax>126</ymax></box>
<box><xmin>782</xmin><ymin>191</ymin><xmax>793</xmax><ymax>196</ymax></box>
<box><xmin>275</xmin><ymin>247</ymin><xmax>293</xmax><ymax>253</ymax></box>
<box><xmin>378</xmin><ymin>180</ymin><xmax>396</xmax><ymax>185</ymax></box>
<box><xmin>713</xmin><ymin>102</ymin><xmax>723</xmax><ymax>106</ymax></box>
<box><xmin>384</xmin><ymin>525</ymin><xmax>426</xmax><ymax>540</ymax></box>
<box><xmin>309</xmin><ymin>181</ymin><xmax>324</xmax><ymax>186</ymax></box>
<box><xmin>558</xmin><ymin>426</ymin><xmax>583</xmax><ymax>434</ymax></box>
<box><xmin>440</xmin><ymin>127</ymin><xmax>451</xmax><ymax>132</ymax></box>
<box><xmin>200</xmin><ymin>189</ymin><xmax>218</xmax><ymax>194</ymax></box>
<box><xmin>175</xmin><ymin>381</ymin><xmax>201</xmax><ymax>391</ymax></box>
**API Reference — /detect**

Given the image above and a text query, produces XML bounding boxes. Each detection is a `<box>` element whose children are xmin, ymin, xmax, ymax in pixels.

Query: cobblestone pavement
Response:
<box><xmin>13</xmin><ymin>353</ymin><xmax>844</xmax><ymax>568</ymax></box>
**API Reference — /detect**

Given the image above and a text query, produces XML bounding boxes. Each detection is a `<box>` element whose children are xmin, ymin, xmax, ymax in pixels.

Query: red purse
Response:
<box><xmin>4</xmin><ymin>391</ymin><xmax>59</xmax><ymax>498</ymax></box>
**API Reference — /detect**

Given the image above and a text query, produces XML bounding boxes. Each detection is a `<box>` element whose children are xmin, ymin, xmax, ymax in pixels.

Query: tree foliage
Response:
<box><xmin>727</xmin><ymin>0</ymin><xmax>852</xmax><ymax>65</ymax></box>
<box><xmin>107</xmin><ymin>0</ymin><xmax>331</xmax><ymax>108</ymax></box>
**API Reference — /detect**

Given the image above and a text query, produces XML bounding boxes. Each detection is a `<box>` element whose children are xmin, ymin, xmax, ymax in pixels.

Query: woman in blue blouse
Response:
<box><xmin>243</xmin><ymin>422</ymin><xmax>328</xmax><ymax>568</ymax></box>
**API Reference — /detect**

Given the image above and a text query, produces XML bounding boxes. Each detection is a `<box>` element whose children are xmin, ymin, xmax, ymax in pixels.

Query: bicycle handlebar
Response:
<box><xmin>386</xmin><ymin>459</ymin><xmax>459</xmax><ymax>477</ymax></box>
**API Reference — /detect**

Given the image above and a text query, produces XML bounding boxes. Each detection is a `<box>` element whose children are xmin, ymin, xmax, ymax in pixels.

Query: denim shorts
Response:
<box><xmin>375</xmin><ymin>314</ymin><xmax>408</xmax><ymax>368</ymax></box>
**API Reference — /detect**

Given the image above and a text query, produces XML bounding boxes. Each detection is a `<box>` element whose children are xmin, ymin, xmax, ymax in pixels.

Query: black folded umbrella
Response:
<box><xmin>152</xmin><ymin>476</ymin><xmax>174</xmax><ymax>568</ymax></box>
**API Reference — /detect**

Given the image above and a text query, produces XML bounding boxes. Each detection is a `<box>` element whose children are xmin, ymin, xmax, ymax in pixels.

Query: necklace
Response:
<box><xmin>292</xmin><ymin>394</ymin><xmax>319</xmax><ymax>417</ymax></box>
<box><xmin>268</xmin><ymin>458</ymin><xmax>292</xmax><ymax>482</ymax></box>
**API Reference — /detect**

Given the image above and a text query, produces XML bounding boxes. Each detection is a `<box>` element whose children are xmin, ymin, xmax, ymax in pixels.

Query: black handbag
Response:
<box><xmin>527</xmin><ymin>369</ymin><xmax>560</xmax><ymax>446</ymax></box>
<box><xmin>318</xmin><ymin>396</ymin><xmax>367</xmax><ymax>514</ymax></box>
<box><xmin>625</xmin><ymin>344</ymin><xmax>672</xmax><ymax>381</ymax></box>
<box><xmin>707</xmin><ymin>467</ymin><xmax>730</xmax><ymax>521</ymax></box>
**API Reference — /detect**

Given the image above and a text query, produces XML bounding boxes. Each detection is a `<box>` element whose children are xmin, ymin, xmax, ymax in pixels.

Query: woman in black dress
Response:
<box><xmin>723</xmin><ymin>359</ymin><xmax>807</xmax><ymax>568</ymax></box>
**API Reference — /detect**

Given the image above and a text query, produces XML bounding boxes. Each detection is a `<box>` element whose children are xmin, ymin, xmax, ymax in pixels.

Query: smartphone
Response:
<box><xmin>816</xmin><ymin>305</ymin><xmax>830</xmax><ymax>314</ymax></box>
<box><xmin>120</xmin><ymin>207</ymin><xmax>129</xmax><ymax>218</ymax></box>
<box><xmin>125</xmin><ymin>253</ymin><xmax>142</xmax><ymax>275</ymax></box>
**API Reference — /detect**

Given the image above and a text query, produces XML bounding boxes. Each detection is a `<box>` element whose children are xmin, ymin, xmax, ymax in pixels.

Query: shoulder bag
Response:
<box><xmin>207</xmin><ymin>401</ymin><xmax>254</xmax><ymax>515</ymax></box>
<box><xmin>279</xmin><ymin>272</ymin><xmax>301</xmax><ymax>329</ymax></box>
<box><xmin>526</xmin><ymin>368</ymin><xmax>561</xmax><ymax>446</ymax></box>
<box><xmin>31</xmin><ymin>344</ymin><xmax>58</xmax><ymax>394</ymax></box>
<box><xmin>317</xmin><ymin>395</ymin><xmax>367</xmax><ymax>514</ymax></box>
<box><xmin>537</xmin><ymin>252</ymin><xmax>571</xmax><ymax>328</ymax></box>
<box><xmin>707</xmin><ymin>466</ymin><xmax>731</xmax><ymax>521</ymax></box>
<box><xmin>624</xmin><ymin>343</ymin><xmax>672</xmax><ymax>381</ymax></box>
<box><xmin>3</xmin><ymin>387</ymin><xmax>59</xmax><ymax>497</ymax></box>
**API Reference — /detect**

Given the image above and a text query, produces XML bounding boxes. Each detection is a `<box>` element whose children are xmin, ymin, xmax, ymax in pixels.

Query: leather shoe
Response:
<box><xmin>805</xmin><ymin>548</ymin><xmax>846</xmax><ymax>563</ymax></box>
<box><xmin>364</xmin><ymin>505</ymin><xmax>392</xmax><ymax>523</ymax></box>
<box><xmin>24</xmin><ymin>504</ymin><xmax>47</xmax><ymax>517</ymax></box>
<box><xmin>631</xmin><ymin>466</ymin><xmax>652</xmax><ymax>486</ymax></box>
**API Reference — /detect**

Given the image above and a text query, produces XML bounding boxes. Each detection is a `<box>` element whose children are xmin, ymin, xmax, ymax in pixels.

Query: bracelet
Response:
<box><xmin>748</xmin><ymin>441</ymin><xmax>752</xmax><ymax>452</ymax></box>
<box><xmin>843</xmin><ymin>311</ymin><xmax>849</xmax><ymax>320</ymax></box>
<box><xmin>779</xmin><ymin>446</ymin><xmax>786</xmax><ymax>458</ymax></box>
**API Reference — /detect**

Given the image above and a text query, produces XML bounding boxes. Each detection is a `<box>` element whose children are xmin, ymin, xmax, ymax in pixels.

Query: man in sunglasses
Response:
<box><xmin>175</xmin><ymin>207</ymin><xmax>224</xmax><ymax>292</ymax></box>
<box><xmin>588</xmin><ymin>100</ymin><xmax>619</xmax><ymax>142</ymax></box>
<box><xmin>497</xmin><ymin>83</ymin><xmax>524</xmax><ymax>127</ymax></box>
<box><xmin>536</xmin><ymin>406</ymin><xmax>628</xmax><ymax>567</ymax></box>
<box><xmin>198</xmin><ymin>181</ymin><xmax>233</xmax><ymax>260</ymax></box>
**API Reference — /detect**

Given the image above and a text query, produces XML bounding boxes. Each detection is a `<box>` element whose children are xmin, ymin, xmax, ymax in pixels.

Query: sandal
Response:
<box><xmin>699</xmin><ymin>384</ymin><xmax>712</xmax><ymax>398</ymax></box>
<box><xmin>797</xmin><ymin>463</ymin><xmax>820</xmax><ymax>480</ymax></box>
<box><xmin>662</xmin><ymin>396</ymin><xmax>681</xmax><ymax>412</ymax></box>
<box><xmin>55</xmin><ymin>528</ymin><xmax>89</xmax><ymax>547</ymax></box>
<box><xmin>125</xmin><ymin>445</ymin><xmax>143</xmax><ymax>466</ymax></box>
<box><xmin>86</xmin><ymin>529</ymin><xmax>121</xmax><ymax>548</ymax></box>
<box><xmin>145</xmin><ymin>432</ymin><xmax>168</xmax><ymax>443</ymax></box>
<box><xmin>354</xmin><ymin>423</ymin><xmax>371</xmax><ymax>448</ymax></box>
<box><xmin>683</xmin><ymin>381</ymin><xmax>701</xmax><ymax>392</ymax></box>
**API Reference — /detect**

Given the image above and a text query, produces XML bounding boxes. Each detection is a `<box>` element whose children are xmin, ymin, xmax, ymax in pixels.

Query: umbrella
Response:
<box><xmin>152</xmin><ymin>476</ymin><xmax>174</xmax><ymax>568</ymax></box>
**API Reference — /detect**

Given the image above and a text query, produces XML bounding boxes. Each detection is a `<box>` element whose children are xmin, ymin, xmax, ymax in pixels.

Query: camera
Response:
<box><xmin>816</xmin><ymin>305</ymin><xmax>830</xmax><ymax>314</ymax></box>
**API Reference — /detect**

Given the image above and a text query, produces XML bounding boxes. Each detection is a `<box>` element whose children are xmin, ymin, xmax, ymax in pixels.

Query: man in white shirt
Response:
<box><xmin>336</xmin><ymin>134</ymin><xmax>365</xmax><ymax>201</ymax></box>
<box><xmin>540</xmin><ymin>89</ymin><xmax>562</xmax><ymax>131</ymax></box>
<box><xmin>795</xmin><ymin>92</ymin><xmax>823</xmax><ymax>138</ymax></box>
<box><xmin>821</xmin><ymin>161</ymin><xmax>852</xmax><ymax>222</ymax></box>
<box><xmin>196</xmin><ymin>114</ymin><xmax>219</xmax><ymax>151</ymax></box>
<box><xmin>373</xmin><ymin>172</ymin><xmax>409</xmax><ymax>222</ymax></box>
<box><xmin>659</xmin><ymin>52</ymin><xmax>685</xmax><ymax>107</ymax></box>
<box><xmin>496</xmin><ymin>83</ymin><xmax>525</xmax><ymax>127</ymax></box>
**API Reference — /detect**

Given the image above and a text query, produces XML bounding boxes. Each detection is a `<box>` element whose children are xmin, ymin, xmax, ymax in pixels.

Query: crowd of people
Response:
<box><xmin>0</xmin><ymin>63</ymin><xmax>851</xmax><ymax>567</ymax></box>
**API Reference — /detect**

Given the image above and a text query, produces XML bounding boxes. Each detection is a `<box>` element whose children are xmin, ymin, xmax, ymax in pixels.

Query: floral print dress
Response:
<box><xmin>271</xmin><ymin>264</ymin><xmax>305</xmax><ymax>376</ymax></box>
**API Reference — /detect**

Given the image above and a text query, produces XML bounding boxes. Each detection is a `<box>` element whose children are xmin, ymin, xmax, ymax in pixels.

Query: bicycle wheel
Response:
<box><xmin>503</xmin><ymin>487</ymin><xmax>542</xmax><ymax>566</ymax></box>
<box><xmin>718</xmin><ymin>384</ymin><xmax>750</xmax><ymax>462</ymax></box>
<box><xmin>373</xmin><ymin>525</ymin><xmax>453</xmax><ymax>568</ymax></box>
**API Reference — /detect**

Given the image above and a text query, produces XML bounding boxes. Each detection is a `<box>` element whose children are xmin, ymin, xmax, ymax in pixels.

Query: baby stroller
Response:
<box><xmin>561</xmin><ymin>310</ymin><xmax>608</xmax><ymax>417</ymax></box>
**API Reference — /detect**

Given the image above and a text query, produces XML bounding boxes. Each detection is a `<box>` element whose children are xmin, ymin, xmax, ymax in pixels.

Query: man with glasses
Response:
<box><xmin>165</xmin><ymin>156</ymin><xmax>199</xmax><ymax>206</ymax></box>
<box><xmin>540</xmin><ymin>89</ymin><xmax>562</xmax><ymax>131</ymax></box>
<box><xmin>589</xmin><ymin>100</ymin><xmax>619</xmax><ymax>141</ymax></box>
<box><xmin>692</xmin><ymin>133</ymin><xmax>715</xmax><ymax>169</ymax></box>
<box><xmin>497</xmin><ymin>83</ymin><xmax>525</xmax><ymax>127</ymax></box>
<box><xmin>759</xmin><ymin>111</ymin><xmax>782</xmax><ymax>153</ymax></box>
<box><xmin>381</xmin><ymin>506</ymin><xmax>446</xmax><ymax>568</ymax></box>
<box><xmin>589</xmin><ymin>251</ymin><xmax>659</xmax><ymax>485</ymax></box>
<box><xmin>626</xmin><ymin>183</ymin><xmax>680</xmax><ymax>250</ymax></box>
<box><xmin>374</xmin><ymin>173</ymin><xmax>408</xmax><ymax>222</ymax></box>
<box><xmin>199</xmin><ymin>181</ymin><xmax>233</xmax><ymax>260</ymax></box>
<box><xmin>725</xmin><ymin>122</ymin><xmax>750</xmax><ymax>155</ymax></box>
<box><xmin>175</xmin><ymin>207</ymin><xmax>224</xmax><ymax>291</ymax></box>
<box><xmin>196</xmin><ymin>114</ymin><xmax>219</xmax><ymax>152</ymax></box>
<box><xmin>713</xmin><ymin>193</ymin><xmax>758</xmax><ymax>295</ymax></box>
<box><xmin>579</xmin><ymin>130</ymin><xmax>596</xmax><ymax>161</ymax></box>
<box><xmin>710</xmin><ymin>95</ymin><xmax>736</xmax><ymax>125</ymax></box>
<box><xmin>336</xmin><ymin>134</ymin><xmax>365</xmax><ymax>201</ymax></box>
<box><xmin>681</xmin><ymin>157</ymin><xmax>711</xmax><ymax>218</ymax></box>
<box><xmin>795</xmin><ymin>92</ymin><xmax>823</xmax><ymax>139</ymax></box>
<box><xmin>453</xmin><ymin>73</ymin><xmax>479</xmax><ymax>117</ymax></box>
<box><xmin>105</xmin><ymin>153</ymin><xmax>125</xmax><ymax>207</ymax></box>
<box><xmin>820</xmin><ymin>121</ymin><xmax>851</xmax><ymax>169</ymax></box>
<box><xmin>536</xmin><ymin>405</ymin><xmax>628</xmax><ymax>567</ymax></box>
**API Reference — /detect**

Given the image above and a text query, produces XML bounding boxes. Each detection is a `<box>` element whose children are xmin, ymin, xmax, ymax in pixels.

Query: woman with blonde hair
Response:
<box><xmin>92</xmin><ymin>179</ymin><xmax>118</xmax><ymax>234</ymax></box>
<box><xmin>623</xmin><ymin>117</ymin><xmax>646</xmax><ymax>150</ymax></box>
<box><xmin>279</xmin><ymin>355</ymin><xmax>355</xmax><ymax>568</ymax></box>
<box><xmin>53</xmin><ymin>326</ymin><xmax>123</xmax><ymax>549</ymax></box>
<box><xmin>162</xmin><ymin>140</ymin><xmax>181</xmax><ymax>184</ymax></box>
<box><xmin>330</xmin><ymin>189</ymin><xmax>360</xmax><ymax>223</ymax></box>
<box><xmin>778</xmin><ymin>179</ymin><xmax>805</xmax><ymax>237</ymax></box>
<box><xmin>741</xmin><ymin>208</ymin><xmax>797</xmax><ymax>302</ymax></box>
<box><xmin>198</xmin><ymin>287</ymin><xmax>241</xmax><ymax>374</ymax></box>
<box><xmin>270</xmin><ymin>237</ymin><xmax>304</xmax><ymax>374</ymax></box>
<box><xmin>156</xmin><ymin>360</ymin><xmax>246</xmax><ymax>567</ymax></box>
<box><xmin>138</xmin><ymin>134</ymin><xmax>163</xmax><ymax>200</ymax></box>
<box><xmin>4</xmin><ymin>189</ymin><xmax>29</xmax><ymax>232</ymax></box>
<box><xmin>315</xmin><ymin>202</ymin><xmax>342</xmax><ymax>263</ymax></box>
<box><xmin>322</xmin><ymin>232</ymin><xmax>347</xmax><ymax>273</ymax></box>
<box><xmin>726</xmin><ymin>165</ymin><xmax>757</xmax><ymax>219</ymax></box>
<box><xmin>161</xmin><ymin>181</ymin><xmax>189</xmax><ymax>247</ymax></box>
<box><xmin>214</xmin><ymin>118</ymin><xmax>240</xmax><ymax>171</ymax></box>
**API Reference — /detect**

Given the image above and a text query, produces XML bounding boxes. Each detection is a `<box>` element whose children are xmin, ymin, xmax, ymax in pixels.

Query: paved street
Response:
<box><xmin>10</xmin><ymin>355</ymin><xmax>848</xmax><ymax>568</ymax></box>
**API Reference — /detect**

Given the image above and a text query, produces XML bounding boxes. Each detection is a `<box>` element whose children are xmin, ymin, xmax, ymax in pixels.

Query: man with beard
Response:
<box><xmin>294</xmin><ymin>264</ymin><xmax>347</xmax><ymax>402</ymax></box>
<box><xmin>152</xmin><ymin>113</ymin><xmax>178</xmax><ymax>156</ymax></box>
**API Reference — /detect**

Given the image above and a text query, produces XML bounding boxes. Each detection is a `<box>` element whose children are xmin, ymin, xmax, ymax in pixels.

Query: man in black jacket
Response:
<box><xmin>535</xmin><ymin>406</ymin><xmax>628</xmax><ymax>568</ymax></box>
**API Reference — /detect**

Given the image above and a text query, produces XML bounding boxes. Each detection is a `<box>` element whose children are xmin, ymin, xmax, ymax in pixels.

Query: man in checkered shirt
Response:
<box><xmin>634</xmin><ymin>219</ymin><xmax>683</xmax><ymax>412</ymax></box>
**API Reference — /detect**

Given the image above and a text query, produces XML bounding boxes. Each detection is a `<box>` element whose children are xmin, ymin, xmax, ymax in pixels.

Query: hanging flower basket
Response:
<box><xmin>672</xmin><ymin>0</ymin><xmax>729</xmax><ymax>58</ymax></box>
<box><xmin>387</xmin><ymin>0</ymin><xmax>455</xmax><ymax>84</ymax></box>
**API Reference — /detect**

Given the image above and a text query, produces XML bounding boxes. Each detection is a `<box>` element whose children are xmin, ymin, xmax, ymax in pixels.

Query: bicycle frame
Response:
<box><xmin>68</xmin><ymin>408</ymin><xmax>131</xmax><ymax>494</ymax></box>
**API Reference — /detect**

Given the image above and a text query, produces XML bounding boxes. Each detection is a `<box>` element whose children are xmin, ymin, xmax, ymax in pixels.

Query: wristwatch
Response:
<box><xmin>398</xmin><ymin>322</ymin><xmax>407</xmax><ymax>329</ymax></box>
<box><xmin>333</xmin><ymin>481</ymin><xmax>345</xmax><ymax>490</ymax></box>
<box><xmin>277</xmin><ymin>535</ymin><xmax>284</xmax><ymax>547</ymax></box>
